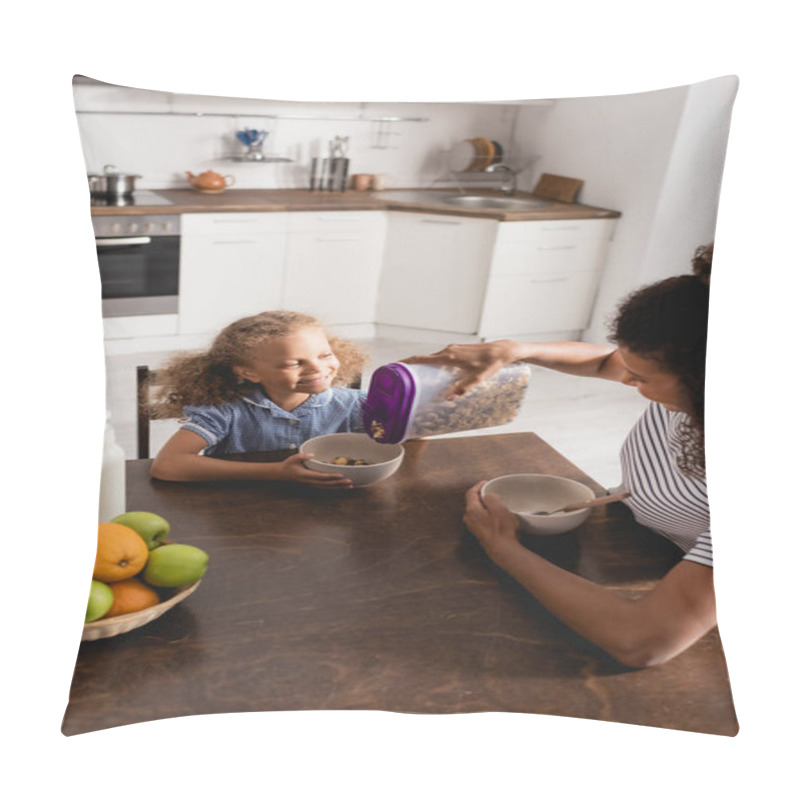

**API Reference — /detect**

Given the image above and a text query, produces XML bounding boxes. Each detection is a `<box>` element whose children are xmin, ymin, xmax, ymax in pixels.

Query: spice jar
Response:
<box><xmin>362</xmin><ymin>362</ymin><xmax>531</xmax><ymax>444</ymax></box>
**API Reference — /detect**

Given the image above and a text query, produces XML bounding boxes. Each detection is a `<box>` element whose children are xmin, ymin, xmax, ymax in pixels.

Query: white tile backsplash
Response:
<box><xmin>74</xmin><ymin>83</ymin><xmax>529</xmax><ymax>191</ymax></box>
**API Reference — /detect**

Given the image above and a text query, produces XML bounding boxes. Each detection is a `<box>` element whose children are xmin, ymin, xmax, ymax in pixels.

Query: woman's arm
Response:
<box><xmin>404</xmin><ymin>340</ymin><xmax>628</xmax><ymax>396</ymax></box>
<box><xmin>464</xmin><ymin>483</ymin><xmax>717</xmax><ymax>668</ymax></box>
<box><xmin>149</xmin><ymin>429</ymin><xmax>354</xmax><ymax>488</ymax></box>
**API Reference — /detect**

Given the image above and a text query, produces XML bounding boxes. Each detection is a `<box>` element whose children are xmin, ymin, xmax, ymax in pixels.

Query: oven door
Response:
<box><xmin>97</xmin><ymin>234</ymin><xmax>180</xmax><ymax>317</ymax></box>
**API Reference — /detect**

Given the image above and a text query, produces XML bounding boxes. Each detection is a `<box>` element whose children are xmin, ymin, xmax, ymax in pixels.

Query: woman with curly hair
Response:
<box><xmin>149</xmin><ymin>310</ymin><xmax>368</xmax><ymax>487</ymax></box>
<box><xmin>405</xmin><ymin>244</ymin><xmax>715</xmax><ymax>667</ymax></box>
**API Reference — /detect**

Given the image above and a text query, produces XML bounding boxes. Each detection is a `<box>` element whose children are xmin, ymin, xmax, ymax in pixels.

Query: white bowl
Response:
<box><xmin>481</xmin><ymin>473</ymin><xmax>596</xmax><ymax>535</ymax></box>
<box><xmin>299</xmin><ymin>433</ymin><xmax>404</xmax><ymax>487</ymax></box>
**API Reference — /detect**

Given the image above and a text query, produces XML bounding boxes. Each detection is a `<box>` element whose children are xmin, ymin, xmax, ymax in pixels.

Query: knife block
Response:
<box><xmin>310</xmin><ymin>157</ymin><xmax>350</xmax><ymax>191</ymax></box>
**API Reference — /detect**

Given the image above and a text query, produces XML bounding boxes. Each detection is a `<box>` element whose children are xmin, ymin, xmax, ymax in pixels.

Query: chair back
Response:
<box><xmin>136</xmin><ymin>366</ymin><xmax>153</xmax><ymax>459</ymax></box>
<box><xmin>137</xmin><ymin>365</ymin><xmax>175</xmax><ymax>459</ymax></box>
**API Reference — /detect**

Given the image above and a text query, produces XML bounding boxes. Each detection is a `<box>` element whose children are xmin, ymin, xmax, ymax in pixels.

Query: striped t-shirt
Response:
<box><xmin>618</xmin><ymin>402</ymin><xmax>713</xmax><ymax>568</ymax></box>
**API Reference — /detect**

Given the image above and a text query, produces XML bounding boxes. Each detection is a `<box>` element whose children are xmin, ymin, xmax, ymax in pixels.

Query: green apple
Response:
<box><xmin>111</xmin><ymin>511</ymin><xmax>170</xmax><ymax>550</ymax></box>
<box><xmin>86</xmin><ymin>580</ymin><xmax>114</xmax><ymax>622</ymax></box>
<box><xmin>143</xmin><ymin>543</ymin><xmax>209</xmax><ymax>588</ymax></box>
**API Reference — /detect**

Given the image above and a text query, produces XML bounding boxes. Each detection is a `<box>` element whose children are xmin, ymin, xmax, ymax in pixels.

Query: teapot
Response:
<box><xmin>186</xmin><ymin>170</ymin><xmax>236</xmax><ymax>193</ymax></box>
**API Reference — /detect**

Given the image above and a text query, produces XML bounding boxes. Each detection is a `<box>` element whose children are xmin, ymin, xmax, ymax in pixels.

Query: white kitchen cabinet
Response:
<box><xmin>478</xmin><ymin>218</ymin><xmax>616</xmax><ymax>338</ymax></box>
<box><xmin>377</xmin><ymin>212</ymin><xmax>499</xmax><ymax>333</ymax></box>
<box><xmin>376</xmin><ymin>213</ymin><xmax>616</xmax><ymax>339</ymax></box>
<box><xmin>479</xmin><ymin>271</ymin><xmax>601</xmax><ymax>335</ymax></box>
<box><xmin>178</xmin><ymin>213</ymin><xmax>288</xmax><ymax>335</ymax></box>
<box><xmin>282</xmin><ymin>212</ymin><xmax>387</xmax><ymax>325</ymax></box>
<box><xmin>169</xmin><ymin>207</ymin><xmax>616</xmax><ymax>345</ymax></box>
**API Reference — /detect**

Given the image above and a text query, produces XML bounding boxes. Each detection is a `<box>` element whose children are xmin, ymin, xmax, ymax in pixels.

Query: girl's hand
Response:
<box><xmin>403</xmin><ymin>340</ymin><xmax>519</xmax><ymax>397</ymax></box>
<box><xmin>278</xmin><ymin>452</ymin><xmax>354</xmax><ymax>489</ymax></box>
<box><xmin>463</xmin><ymin>481</ymin><xmax>522</xmax><ymax>564</ymax></box>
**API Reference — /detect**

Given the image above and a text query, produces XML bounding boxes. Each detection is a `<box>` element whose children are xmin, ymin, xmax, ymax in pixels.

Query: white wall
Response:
<box><xmin>637</xmin><ymin>77</ymin><xmax>739</xmax><ymax>284</ymax></box>
<box><xmin>510</xmin><ymin>76</ymin><xmax>737</xmax><ymax>343</ymax></box>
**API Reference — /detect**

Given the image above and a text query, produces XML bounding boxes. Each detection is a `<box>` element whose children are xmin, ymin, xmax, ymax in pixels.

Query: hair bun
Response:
<box><xmin>692</xmin><ymin>242</ymin><xmax>713</xmax><ymax>285</ymax></box>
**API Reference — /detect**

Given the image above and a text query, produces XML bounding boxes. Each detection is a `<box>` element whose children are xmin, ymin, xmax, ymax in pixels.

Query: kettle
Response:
<box><xmin>186</xmin><ymin>170</ymin><xmax>236</xmax><ymax>193</ymax></box>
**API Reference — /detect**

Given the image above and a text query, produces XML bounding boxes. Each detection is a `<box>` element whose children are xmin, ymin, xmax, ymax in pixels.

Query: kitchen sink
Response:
<box><xmin>374</xmin><ymin>190</ymin><xmax>461</xmax><ymax>204</ymax></box>
<box><xmin>442</xmin><ymin>195</ymin><xmax>553</xmax><ymax>210</ymax></box>
<box><xmin>373</xmin><ymin>190</ymin><xmax>553</xmax><ymax>211</ymax></box>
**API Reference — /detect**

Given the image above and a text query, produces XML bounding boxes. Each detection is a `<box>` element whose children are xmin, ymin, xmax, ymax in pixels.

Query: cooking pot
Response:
<box><xmin>88</xmin><ymin>165</ymin><xmax>141</xmax><ymax>197</ymax></box>
<box><xmin>87</xmin><ymin>174</ymin><xmax>107</xmax><ymax>196</ymax></box>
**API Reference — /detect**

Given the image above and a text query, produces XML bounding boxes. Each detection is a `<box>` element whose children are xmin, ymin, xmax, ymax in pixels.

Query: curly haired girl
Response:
<box><xmin>149</xmin><ymin>310</ymin><xmax>368</xmax><ymax>487</ymax></box>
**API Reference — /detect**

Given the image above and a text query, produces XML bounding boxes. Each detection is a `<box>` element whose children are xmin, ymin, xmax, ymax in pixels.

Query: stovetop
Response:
<box><xmin>90</xmin><ymin>190</ymin><xmax>174</xmax><ymax>208</ymax></box>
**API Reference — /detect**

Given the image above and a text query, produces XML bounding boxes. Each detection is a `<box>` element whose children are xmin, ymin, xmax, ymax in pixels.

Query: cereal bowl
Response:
<box><xmin>299</xmin><ymin>433</ymin><xmax>404</xmax><ymax>487</ymax></box>
<box><xmin>481</xmin><ymin>473</ymin><xmax>596</xmax><ymax>535</ymax></box>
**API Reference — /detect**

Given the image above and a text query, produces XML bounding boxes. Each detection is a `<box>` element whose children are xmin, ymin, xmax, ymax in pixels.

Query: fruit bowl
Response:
<box><xmin>81</xmin><ymin>580</ymin><xmax>201</xmax><ymax>641</ymax></box>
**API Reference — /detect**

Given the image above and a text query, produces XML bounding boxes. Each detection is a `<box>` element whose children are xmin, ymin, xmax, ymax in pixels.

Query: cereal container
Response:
<box><xmin>362</xmin><ymin>362</ymin><xmax>531</xmax><ymax>444</ymax></box>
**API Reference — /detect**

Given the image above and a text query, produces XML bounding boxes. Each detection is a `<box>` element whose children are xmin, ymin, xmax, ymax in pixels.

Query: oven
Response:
<box><xmin>92</xmin><ymin>206</ymin><xmax>180</xmax><ymax>318</ymax></box>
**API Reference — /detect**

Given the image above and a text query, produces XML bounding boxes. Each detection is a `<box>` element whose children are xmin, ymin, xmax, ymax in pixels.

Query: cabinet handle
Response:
<box><xmin>529</xmin><ymin>277</ymin><xmax>569</xmax><ymax>284</ymax></box>
<box><xmin>313</xmin><ymin>216</ymin><xmax>367</xmax><ymax>222</ymax></box>
<box><xmin>536</xmin><ymin>245</ymin><xmax>576</xmax><ymax>251</ymax></box>
<box><xmin>96</xmin><ymin>237</ymin><xmax>152</xmax><ymax>247</ymax></box>
<box><xmin>314</xmin><ymin>236</ymin><xmax>362</xmax><ymax>242</ymax></box>
<box><xmin>421</xmin><ymin>218</ymin><xmax>462</xmax><ymax>225</ymax></box>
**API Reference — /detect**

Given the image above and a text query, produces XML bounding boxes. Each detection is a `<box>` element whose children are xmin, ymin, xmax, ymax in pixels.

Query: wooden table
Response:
<box><xmin>62</xmin><ymin>433</ymin><xmax>738</xmax><ymax>736</ymax></box>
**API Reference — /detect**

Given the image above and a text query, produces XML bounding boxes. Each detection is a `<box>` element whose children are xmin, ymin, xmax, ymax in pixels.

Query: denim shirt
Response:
<box><xmin>181</xmin><ymin>387</ymin><xmax>367</xmax><ymax>455</ymax></box>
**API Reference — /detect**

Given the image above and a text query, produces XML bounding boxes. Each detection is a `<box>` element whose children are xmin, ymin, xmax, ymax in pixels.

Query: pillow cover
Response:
<box><xmin>63</xmin><ymin>75</ymin><xmax>739</xmax><ymax>739</ymax></box>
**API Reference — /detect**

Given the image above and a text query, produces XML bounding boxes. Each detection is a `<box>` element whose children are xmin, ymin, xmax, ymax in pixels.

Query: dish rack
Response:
<box><xmin>447</xmin><ymin>137</ymin><xmax>503</xmax><ymax>171</ymax></box>
<box><xmin>426</xmin><ymin>142</ymin><xmax>536</xmax><ymax>194</ymax></box>
<box><xmin>429</xmin><ymin>138</ymin><xmax>540</xmax><ymax>193</ymax></box>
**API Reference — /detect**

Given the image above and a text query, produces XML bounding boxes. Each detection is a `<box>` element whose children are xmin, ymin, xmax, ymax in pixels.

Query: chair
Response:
<box><xmin>137</xmin><ymin>365</ymin><xmax>186</xmax><ymax>460</ymax></box>
<box><xmin>136</xmin><ymin>365</ymin><xmax>364</xmax><ymax>460</ymax></box>
<box><xmin>136</xmin><ymin>365</ymin><xmax>157</xmax><ymax>459</ymax></box>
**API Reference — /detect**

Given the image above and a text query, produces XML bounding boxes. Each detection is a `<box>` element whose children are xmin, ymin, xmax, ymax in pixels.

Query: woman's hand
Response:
<box><xmin>403</xmin><ymin>340</ymin><xmax>521</xmax><ymax>397</ymax></box>
<box><xmin>463</xmin><ymin>481</ymin><xmax>522</xmax><ymax>564</ymax></box>
<box><xmin>464</xmin><ymin>484</ymin><xmax>717</xmax><ymax>668</ymax></box>
<box><xmin>278</xmin><ymin>452</ymin><xmax>354</xmax><ymax>489</ymax></box>
<box><xmin>404</xmin><ymin>340</ymin><xmax>625</xmax><ymax>394</ymax></box>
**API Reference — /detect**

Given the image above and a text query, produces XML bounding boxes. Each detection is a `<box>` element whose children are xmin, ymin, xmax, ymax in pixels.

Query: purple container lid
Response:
<box><xmin>362</xmin><ymin>363</ymin><xmax>417</xmax><ymax>443</ymax></box>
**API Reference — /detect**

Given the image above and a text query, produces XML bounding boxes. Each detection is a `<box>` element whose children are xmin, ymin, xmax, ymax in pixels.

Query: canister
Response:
<box><xmin>362</xmin><ymin>362</ymin><xmax>531</xmax><ymax>444</ymax></box>
<box><xmin>99</xmin><ymin>410</ymin><xmax>126</xmax><ymax>522</ymax></box>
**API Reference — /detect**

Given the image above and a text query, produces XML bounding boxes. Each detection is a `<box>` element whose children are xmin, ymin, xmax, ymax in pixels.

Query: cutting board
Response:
<box><xmin>533</xmin><ymin>173</ymin><xmax>584</xmax><ymax>203</ymax></box>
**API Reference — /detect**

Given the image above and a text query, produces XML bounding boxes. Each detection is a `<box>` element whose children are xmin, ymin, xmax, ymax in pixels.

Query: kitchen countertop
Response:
<box><xmin>90</xmin><ymin>188</ymin><xmax>621</xmax><ymax>222</ymax></box>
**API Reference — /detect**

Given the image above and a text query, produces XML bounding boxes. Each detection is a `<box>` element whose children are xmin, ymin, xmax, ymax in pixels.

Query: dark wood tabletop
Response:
<box><xmin>62</xmin><ymin>432</ymin><xmax>738</xmax><ymax>737</ymax></box>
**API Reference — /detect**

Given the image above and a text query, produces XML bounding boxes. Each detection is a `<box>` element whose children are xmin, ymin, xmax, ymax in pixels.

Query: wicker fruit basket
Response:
<box><xmin>81</xmin><ymin>580</ymin><xmax>201</xmax><ymax>641</ymax></box>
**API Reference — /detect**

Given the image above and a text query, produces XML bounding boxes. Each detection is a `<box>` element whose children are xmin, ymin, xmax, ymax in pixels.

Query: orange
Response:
<box><xmin>93</xmin><ymin>522</ymin><xmax>149</xmax><ymax>582</ymax></box>
<box><xmin>104</xmin><ymin>578</ymin><xmax>161</xmax><ymax>618</ymax></box>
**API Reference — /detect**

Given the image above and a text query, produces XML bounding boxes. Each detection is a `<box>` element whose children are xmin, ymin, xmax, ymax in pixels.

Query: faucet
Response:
<box><xmin>485</xmin><ymin>164</ymin><xmax>516</xmax><ymax>195</ymax></box>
